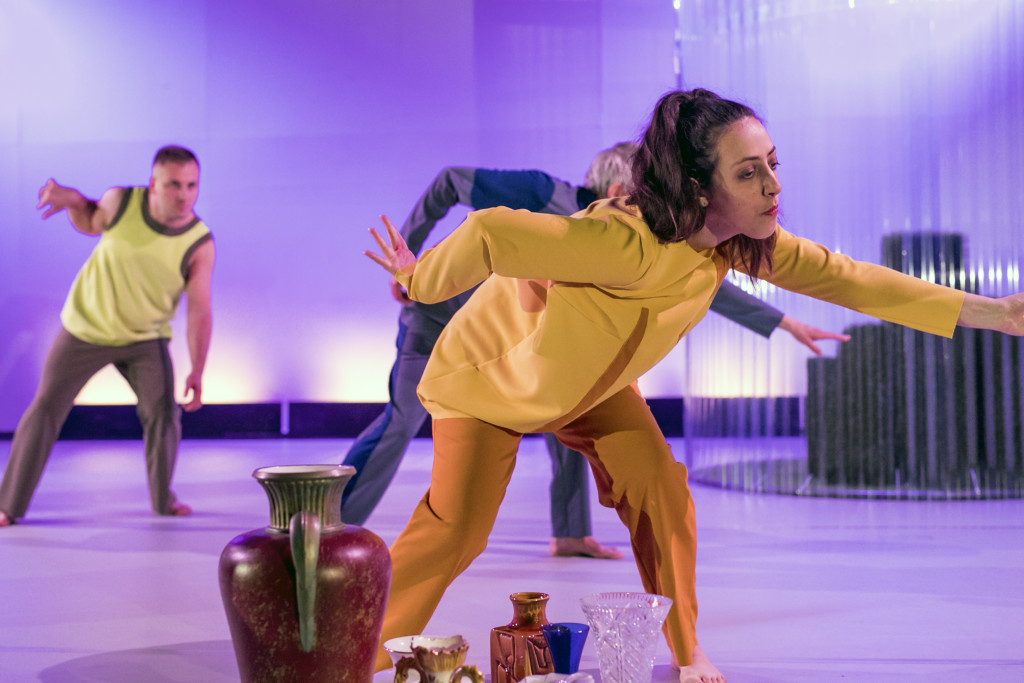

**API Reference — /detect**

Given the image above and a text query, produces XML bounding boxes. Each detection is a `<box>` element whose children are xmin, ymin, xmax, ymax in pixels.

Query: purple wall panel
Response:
<box><xmin>0</xmin><ymin>0</ymin><xmax>675</xmax><ymax>430</ymax></box>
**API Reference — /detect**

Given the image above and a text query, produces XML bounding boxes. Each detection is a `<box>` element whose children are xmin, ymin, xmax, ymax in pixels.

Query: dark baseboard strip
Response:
<box><xmin>0</xmin><ymin>397</ymin><xmax>804</xmax><ymax>441</ymax></box>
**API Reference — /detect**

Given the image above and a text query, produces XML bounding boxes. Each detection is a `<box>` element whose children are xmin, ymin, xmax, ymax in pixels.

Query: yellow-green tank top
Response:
<box><xmin>60</xmin><ymin>187</ymin><xmax>213</xmax><ymax>346</ymax></box>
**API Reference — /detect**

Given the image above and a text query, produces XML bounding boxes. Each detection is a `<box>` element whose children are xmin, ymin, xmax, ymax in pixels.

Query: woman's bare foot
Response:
<box><xmin>550</xmin><ymin>536</ymin><xmax>624</xmax><ymax>560</ymax></box>
<box><xmin>167</xmin><ymin>501</ymin><xmax>192</xmax><ymax>517</ymax></box>
<box><xmin>675</xmin><ymin>644</ymin><xmax>725</xmax><ymax>683</ymax></box>
<box><xmin>0</xmin><ymin>510</ymin><xmax>13</xmax><ymax>527</ymax></box>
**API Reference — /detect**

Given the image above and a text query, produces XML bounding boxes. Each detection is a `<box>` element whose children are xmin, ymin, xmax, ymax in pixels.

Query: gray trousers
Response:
<box><xmin>0</xmin><ymin>328</ymin><xmax>181</xmax><ymax>519</ymax></box>
<box><xmin>340</xmin><ymin>318</ymin><xmax>592</xmax><ymax>537</ymax></box>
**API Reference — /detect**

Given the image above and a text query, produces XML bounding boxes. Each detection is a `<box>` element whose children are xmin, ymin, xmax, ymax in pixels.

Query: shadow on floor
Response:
<box><xmin>38</xmin><ymin>641</ymin><xmax>237</xmax><ymax>683</ymax></box>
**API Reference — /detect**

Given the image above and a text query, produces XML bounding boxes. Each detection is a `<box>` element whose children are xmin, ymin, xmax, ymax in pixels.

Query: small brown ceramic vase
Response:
<box><xmin>489</xmin><ymin>591</ymin><xmax>555</xmax><ymax>682</ymax></box>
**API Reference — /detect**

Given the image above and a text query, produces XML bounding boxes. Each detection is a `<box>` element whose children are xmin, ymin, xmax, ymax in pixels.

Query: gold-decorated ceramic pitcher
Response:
<box><xmin>393</xmin><ymin>635</ymin><xmax>483</xmax><ymax>683</ymax></box>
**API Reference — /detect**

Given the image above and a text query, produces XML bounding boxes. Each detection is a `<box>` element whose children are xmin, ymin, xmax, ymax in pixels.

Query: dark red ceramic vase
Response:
<box><xmin>490</xmin><ymin>591</ymin><xmax>555</xmax><ymax>682</ymax></box>
<box><xmin>219</xmin><ymin>465</ymin><xmax>391</xmax><ymax>683</ymax></box>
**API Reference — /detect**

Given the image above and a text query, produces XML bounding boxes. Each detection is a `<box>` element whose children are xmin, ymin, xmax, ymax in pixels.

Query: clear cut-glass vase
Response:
<box><xmin>579</xmin><ymin>591</ymin><xmax>672</xmax><ymax>683</ymax></box>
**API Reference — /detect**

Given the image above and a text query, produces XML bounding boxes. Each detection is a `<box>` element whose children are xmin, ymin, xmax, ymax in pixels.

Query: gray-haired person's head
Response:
<box><xmin>584</xmin><ymin>142</ymin><xmax>638</xmax><ymax>197</ymax></box>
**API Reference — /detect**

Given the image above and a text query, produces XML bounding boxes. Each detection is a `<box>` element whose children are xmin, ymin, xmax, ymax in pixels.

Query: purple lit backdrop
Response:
<box><xmin>1</xmin><ymin>1</ymin><xmax>1021</xmax><ymax>433</ymax></box>
<box><xmin>0</xmin><ymin>0</ymin><xmax>676</xmax><ymax>430</ymax></box>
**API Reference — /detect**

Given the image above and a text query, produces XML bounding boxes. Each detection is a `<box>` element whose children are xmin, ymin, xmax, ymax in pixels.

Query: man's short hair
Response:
<box><xmin>583</xmin><ymin>142</ymin><xmax>638</xmax><ymax>197</ymax></box>
<box><xmin>153</xmin><ymin>145</ymin><xmax>199</xmax><ymax>168</ymax></box>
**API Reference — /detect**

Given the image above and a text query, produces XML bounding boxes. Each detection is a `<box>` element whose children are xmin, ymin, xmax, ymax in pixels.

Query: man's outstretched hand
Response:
<box><xmin>777</xmin><ymin>314</ymin><xmax>850</xmax><ymax>355</ymax></box>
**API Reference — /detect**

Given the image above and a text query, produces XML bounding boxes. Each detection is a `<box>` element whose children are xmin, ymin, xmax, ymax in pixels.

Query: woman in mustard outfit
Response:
<box><xmin>365</xmin><ymin>89</ymin><xmax>1024</xmax><ymax>683</ymax></box>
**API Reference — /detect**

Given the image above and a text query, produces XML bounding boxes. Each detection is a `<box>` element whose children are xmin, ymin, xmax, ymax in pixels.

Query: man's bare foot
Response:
<box><xmin>0</xmin><ymin>510</ymin><xmax>13</xmax><ymax>527</ymax></box>
<box><xmin>674</xmin><ymin>644</ymin><xmax>725</xmax><ymax>683</ymax></box>
<box><xmin>167</xmin><ymin>502</ymin><xmax>192</xmax><ymax>517</ymax></box>
<box><xmin>550</xmin><ymin>536</ymin><xmax>624</xmax><ymax>560</ymax></box>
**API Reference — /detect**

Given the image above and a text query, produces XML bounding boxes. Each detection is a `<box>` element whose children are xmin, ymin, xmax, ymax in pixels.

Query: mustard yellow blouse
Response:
<box><xmin>395</xmin><ymin>198</ymin><xmax>964</xmax><ymax>433</ymax></box>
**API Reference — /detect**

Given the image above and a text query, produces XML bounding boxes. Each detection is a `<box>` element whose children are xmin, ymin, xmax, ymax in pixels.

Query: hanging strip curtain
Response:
<box><xmin>675</xmin><ymin>0</ymin><xmax>1023</xmax><ymax>496</ymax></box>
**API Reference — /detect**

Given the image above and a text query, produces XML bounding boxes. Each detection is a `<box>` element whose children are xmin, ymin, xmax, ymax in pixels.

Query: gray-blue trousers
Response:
<box><xmin>0</xmin><ymin>328</ymin><xmax>181</xmax><ymax>519</ymax></box>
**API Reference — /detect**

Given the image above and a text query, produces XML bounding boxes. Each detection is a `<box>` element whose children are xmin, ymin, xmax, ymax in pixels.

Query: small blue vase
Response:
<box><xmin>541</xmin><ymin>622</ymin><xmax>589</xmax><ymax>674</ymax></box>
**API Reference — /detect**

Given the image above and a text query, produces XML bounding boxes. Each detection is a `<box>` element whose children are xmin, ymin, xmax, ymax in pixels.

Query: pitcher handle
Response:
<box><xmin>394</xmin><ymin>655</ymin><xmax>422</xmax><ymax>682</ymax></box>
<box><xmin>451</xmin><ymin>665</ymin><xmax>484</xmax><ymax>683</ymax></box>
<box><xmin>290</xmin><ymin>510</ymin><xmax>321</xmax><ymax>652</ymax></box>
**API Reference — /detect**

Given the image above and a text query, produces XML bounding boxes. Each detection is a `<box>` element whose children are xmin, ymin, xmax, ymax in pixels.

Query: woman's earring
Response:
<box><xmin>699</xmin><ymin>197</ymin><xmax>709</xmax><ymax>208</ymax></box>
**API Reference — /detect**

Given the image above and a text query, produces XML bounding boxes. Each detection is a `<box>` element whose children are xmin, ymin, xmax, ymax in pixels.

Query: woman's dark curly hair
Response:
<box><xmin>627</xmin><ymin>89</ymin><xmax>776</xmax><ymax>279</ymax></box>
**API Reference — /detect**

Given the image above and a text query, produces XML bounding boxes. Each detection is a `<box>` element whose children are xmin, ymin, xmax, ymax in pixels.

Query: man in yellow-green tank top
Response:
<box><xmin>0</xmin><ymin>146</ymin><xmax>215</xmax><ymax>527</ymax></box>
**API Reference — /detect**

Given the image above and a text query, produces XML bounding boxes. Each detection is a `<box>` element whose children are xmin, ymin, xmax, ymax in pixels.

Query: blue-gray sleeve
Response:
<box><xmin>400</xmin><ymin>167</ymin><xmax>573</xmax><ymax>255</ymax></box>
<box><xmin>400</xmin><ymin>167</ymin><xmax>478</xmax><ymax>255</ymax></box>
<box><xmin>709</xmin><ymin>280</ymin><xmax>785</xmax><ymax>337</ymax></box>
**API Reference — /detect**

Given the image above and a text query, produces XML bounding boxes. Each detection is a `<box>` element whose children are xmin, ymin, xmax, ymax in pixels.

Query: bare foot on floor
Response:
<box><xmin>550</xmin><ymin>536</ymin><xmax>624</xmax><ymax>560</ymax></box>
<box><xmin>0</xmin><ymin>511</ymin><xmax>13</xmax><ymax>527</ymax></box>
<box><xmin>674</xmin><ymin>644</ymin><xmax>726</xmax><ymax>683</ymax></box>
<box><xmin>167</xmin><ymin>502</ymin><xmax>192</xmax><ymax>517</ymax></box>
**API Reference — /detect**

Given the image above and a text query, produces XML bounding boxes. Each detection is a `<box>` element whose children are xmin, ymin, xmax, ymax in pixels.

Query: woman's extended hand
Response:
<box><xmin>957</xmin><ymin>292</ymin><xmax>1024</xmax><ymax>336</ymax></box>
<box><xmin>991</xmin><ymin>292</ymin><xmax>1024</xmax><ymax>336</ymax></box>
<box><xmin>364</xmin><ymin>215</ymin><xmax>416</xmax><ymax>276</ymax></box>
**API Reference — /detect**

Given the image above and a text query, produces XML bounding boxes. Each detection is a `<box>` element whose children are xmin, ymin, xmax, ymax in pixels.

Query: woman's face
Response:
<box><xmin>701</xmin><ymin>116</ymin><xmax>781</xmax><ymax>243</ymax></box>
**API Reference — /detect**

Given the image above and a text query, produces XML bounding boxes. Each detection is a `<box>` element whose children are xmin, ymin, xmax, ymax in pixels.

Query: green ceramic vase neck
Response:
<box><xmin>253</xmin><ymin>464</ymin><xmax>354</xmax><ymax>532</ymax></box>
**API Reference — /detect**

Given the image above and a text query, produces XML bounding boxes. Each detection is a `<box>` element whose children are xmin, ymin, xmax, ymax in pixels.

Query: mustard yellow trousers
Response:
<box><xmin>374</xmin><ymin>385</ymin><xmax>699</xmax><ymax>671</ymax></box>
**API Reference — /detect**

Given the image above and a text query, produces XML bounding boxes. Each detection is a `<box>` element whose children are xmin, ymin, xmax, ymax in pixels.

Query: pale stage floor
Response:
<box><xmin>0</xmin><ymin>436</ymin><xmax>1022</xmax><ymax>682</ymax></box>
